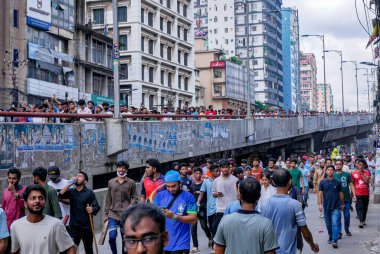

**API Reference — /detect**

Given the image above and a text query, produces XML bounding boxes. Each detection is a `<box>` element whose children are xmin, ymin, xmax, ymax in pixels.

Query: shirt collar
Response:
<box><xmin>237</xmin><ymin>209</ymin><xmax>259</xmax><ymax>214</ymax></box>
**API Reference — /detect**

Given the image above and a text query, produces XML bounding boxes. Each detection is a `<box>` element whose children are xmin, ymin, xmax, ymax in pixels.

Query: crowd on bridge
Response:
<box><xmin>0</xmin><ymin>148</ymin><xmax>376</xmax><ymax>254</ymax></box>
<box><xmin>0</xmin><ymin>97</ymin><xmax>372</xmax><ymax>123</ymax></box>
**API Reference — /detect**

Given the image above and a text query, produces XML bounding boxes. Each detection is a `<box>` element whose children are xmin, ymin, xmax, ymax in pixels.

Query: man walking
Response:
<box><xmin>32</xmin><ymin>167</ymin><xmax>62</xmax><ymax>219</ymax></box>
<box><xmin>47</xmin><ymin>166</ymin><xmax>70</xmax><ymax>224</ymax></box>
<box><xmin>153</xmin><ymin>170</ymin><xmax>197</xmax><ymax>254</ymax></box>
<box><xmin>10</xmin><ymin>185</ymin><xmax>76</xmax><ymax>254</ymax></box>
<box><xmin>289</xmin><ymin>159</ymin><xmax>305</xmax><ymax>196</ymax></box>
<box><xmin>351</xmin><ymin>159</ymin><xmax>371</xmax><ymax>228</ymax></box>
<box><xmin>299</xmin><ymin>161</ymin><xmax>310</xmax><ymax>206</ymax></box>
<box><xmin>334</xmin><ymin>159</ymin><xmax>356</xmax><ymax>236</ymax></box>
<box><xmin>190</xmin><ymin>168</ymin><xmax>212</xmax><ymax>253</ymax></box>
<box><xmin>318</xmin><ymin>165</ymin><xmax>344</xmax><ymax>248</ymax></box>
<box><xmin>141</xmin><ymin>158</ymin><xmax>165</xmax><ymax>203</ymax></box>
<box><xmin>260</xmin><ymin>169</ymin><xmax>319</xmax><ymax>254</ymax></box>
<box><xmin>213</xmin><ymin>178</ymin><xmax>279</xmax><ymax>254</ymax></box>
<box><xmin>59</xmin><ymin>171</ymin><xmax>100</xmax><ymax>254</ymax></box>
<box><xmin>104</xmin><ymin>160</ymin><xmax>138</xmax><ymax>254</ymax></box>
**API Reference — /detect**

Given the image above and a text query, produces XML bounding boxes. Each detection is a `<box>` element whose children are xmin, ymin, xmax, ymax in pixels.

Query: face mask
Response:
<box><xmin>117</xmin><ymin>171</ymin><xmax>127</xmax><ymax>177</ymax></box>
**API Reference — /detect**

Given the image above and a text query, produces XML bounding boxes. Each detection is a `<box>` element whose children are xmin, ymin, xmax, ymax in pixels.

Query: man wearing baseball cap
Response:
<box><xmin>153</xmin><ymin>170</ymin><xmax>197</xmax><ymax>254</ymax></box>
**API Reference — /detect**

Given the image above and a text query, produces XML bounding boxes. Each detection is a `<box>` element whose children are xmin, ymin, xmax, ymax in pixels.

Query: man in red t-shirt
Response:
<box><xmin>251</xmin><ymin>158</ymin><xmax>264</xmax><ymax>182</ymax></box>
<box><xmin>205</xmin><ymin>105</ymin><xmax>217</xmax><ymax>120</ymax></box>
<box><xmin>351</xmin><ymin>159</ymin><xmax>371</xmax><ymax>228</ymax></box>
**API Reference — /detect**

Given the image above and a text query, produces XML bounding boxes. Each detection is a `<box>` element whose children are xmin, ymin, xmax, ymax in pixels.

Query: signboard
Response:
<box><xmin>27</xmin><ymin>0</ymin><xmax>52</xmax><ymax>30</ymax></box>
<box><xmin>210</xmin><ymin>61</ymin><xmax>226</xmax><ymax>68</ymax></box>
<box><xmin>91</xmin><ymin>94</ymin><xmax>126</xmax><ymax>106</ymax></box>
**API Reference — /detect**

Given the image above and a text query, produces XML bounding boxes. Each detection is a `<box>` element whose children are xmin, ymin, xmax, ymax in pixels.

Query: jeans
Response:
<box><xmin>303</xmin><ymin>186</ymin><xmax>309</xmax><ymax>204</ymax></box>
<box><xmin>356</xmin><ymin>195</ymin><xmax>370</xmax><ymax>222</ymax></box>
<box><xmin>338</xmin><ymin>201</ymin><xmax>352</xmax><ymax>233</ymax></box>
<box><xmin>108</xmin><ymin>217</ymin><xmax>126</xmax><ymax>254</ymax></box>
<box><xmin>207</xmin><ymin>214</ymin><xmax>215</xmax><ymax>238</ymax></box>
<box><xmin>324</xmin><ymin>209</ymin><xmax>341</xmax><ymax>241</ymax></box>
<box><xmin>211</xmin><ymin>213</ymin><xmax>224</xmax><ymax>238</ymax></box>
<box><xmin>69</xmin><ymin>226</ymin><xmax>93</xmax><ymax>254</ymax></box>
<box><xmin>191</xmin><ymin>207</ymin><xmax>212</xmax><ymax>247</ymax></box>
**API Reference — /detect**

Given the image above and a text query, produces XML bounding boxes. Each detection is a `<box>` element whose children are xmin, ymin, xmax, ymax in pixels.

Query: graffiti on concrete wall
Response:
<box><xmin>81</xmin><ymin>123</ymin><xmax>106</xmax><ymax>166</ymax></box>
<box><xmin>0</xmin><ymin>125</ymin><xmax>14</xmax><ymax>169</ymax></box>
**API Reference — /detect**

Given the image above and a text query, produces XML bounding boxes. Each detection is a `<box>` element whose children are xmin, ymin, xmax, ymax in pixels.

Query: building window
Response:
<box><xmin>177</xmin><ymin>0</ymin><xmax>180</xmax><ymax>13</ymax></box>
<box><xmin>168</xmin><ymin>72</ymin><xmax>173</xmax><ymax>87</ymax></box>
<box><xmin>161</xmin><ymin>96</ymin><xmax>165</xmax><ymax>107</ymax></box>
<box><xmin>149</xmin><ymin>95</ymin><xmax>154</xmax><ymax>110</ymax></box>
<box><xmin>93</xmin><ymin>74</ymin><xmax>103</xmax><ymax>95</ymax></box>
<box><xmin>224</xmin><ymin>4</ymin><xmax>227</xmax><ymax>10</ymax></box>
<box><xmin>148</xmin><ymin>40</ymin><xmax>154</xmax><ymax>54</ymax></box>
<box><xmin>214</xmin><ymin>68</ymin><xmax>222</xmax><ymax>78</ymax></box>
<box><xmin>93</xmin><ymin>9</ymin><xmax>104</xmax><ymax>24</ymax></box>
<box><xmin>214</xmin><ymin>16</ymin><xmax>217</xmax><ymax>22</ymax></box>
<box><xmin>166</xmin><ymin>0</ymin><xmax>171</xmax><ymax>8</ymax></box>
<box><xmin>13</xmin><ymin>49</ymin><xmax>19</xmax><ymax>68</ymax></box>
<box><xmin>92</xmin><ymin>40</ymin><xmax>105</xmax><ymax>65</ymax></box>
<box><xmin>119</xmin><ymin>35</ymin><xmax>128</xmax><ymax>50</ymax></box>
<box><xmin>149</xmin><ymin>67</ymin><xmax>154</xmax><ymax>82</ymax></box>
<box><xmin>141</xmin><ymin>37</ymin><xmax>144</xmax><ymax>51</ymax></box>
<box><xmin>177</xmin><ymin>25</ymin><xmax>181</xmax><ymax>38</ymax></box>
<box><xmin>184</xmin><ymin>77</ymin><xmax>188</xmax><ymax>91</ymax></box>
<box><xmin>161</xmin><ymin>70</ymin><xmax>165</xmax><ymax>84</ymax></box>
<box><xmin>142</xmin><ymin>65</ymin><xmax>145</xmax><ymax>80</ymax></box>
<box><xmin>160</xmin><ymin>17</ymin><xmax>164</xmax><ymax>31</ymax></box>
<box><xmin>167</xmin><ymin>47</ymin><xmax>172</xmax><ymax>61</ymax></box>
<box><xmin>183</xmin><ymin>29</ymin><xmax>187</xmax><ymax>41</ymax></box>
<box><xmin>141</xmin><ymin>8</ymin><xmax>144</xmax><ymax>23</ymax></box>
<box><xmin>120</xmin><ymin>64</ymin><xmax>128</xmax><ymax>79</ymax></box>
<box><xmin>214</xmin><ymin>29</ymin><xmax>217</xmax><ymax>34</ymax></box>
<box><xmin>108</xmin><ymin>77</ymin><xmax>114</xmax><ymax>98</ymax></box>
<box><xmin>107</xmin><ymin>46</ymin><xmax>112</xmax><ymax>68</ymax></box>
<box><xmin>225</xmin><ymin>39</ymin><xmax>228</xmax><ymax>44</ymax></box>
<box><xmin>160</xmin><ymin>44</ymin><xmax>164</xmax><ymax>57</ymax></box>
<box><xmin>167</xmin><ymin>21</ymin><xmax>172</xmax><ymax>34</ymax></box>
<box><xmin>224</xmin><ymin>17</ymin><xmax>228</xmax><ymax>21</ymax></box>
<box><xmin>118</xmin><ymin>6</ymin><xmax>127</xmax><ymax>22</ymax></box>
<box><xmin>13</xmin><ymin>9</ymin><xmax>19</xmax><ymax>28</ymax></box>
<box><xmin>178</xmin><ymin>75</ymin><xmax>182</xmax><ymax>89</ymax></box>
<box><xmin>184</xmin><ymin>53</ymin><xmax>188</xmax><ymax>66</ymax></box>
<box><xmin>178</xmin><ymin>50</ymin><xmax>181</xmax><ymax>64</ymax></box>
<box><xmin>148</xmin><ymin>12</ymin><xmax>154</xmax><ymax>26</ymax></box>
<box><xmin>224</xmin><ymin>28</ymin><xmax>228</xmax><ymax>33</ymax></box>
<box><xmin>214</xmin><ymin>84</ymin><xmax>222</xmax><ymax>95</ymax></box>
<box><xmin>183</xmin><ymin>5</ymin><xmax>187</xmax><ymax>17</ymax></box>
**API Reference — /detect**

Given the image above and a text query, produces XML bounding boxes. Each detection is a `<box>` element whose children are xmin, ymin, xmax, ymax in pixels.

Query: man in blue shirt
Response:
<box><xmin>154</xmin><ymin>170</ymin><xmax>197</xmax><ymax>253</ymax></box>
<box><xmin>299</xmin><ymin>161</ymin><xmax>311</xmax><ymax>206</ymax></box>
<box><xmin>318</xmin><ymin>165</ymin><xmax>344</xmax><ymax>248</ymax></box>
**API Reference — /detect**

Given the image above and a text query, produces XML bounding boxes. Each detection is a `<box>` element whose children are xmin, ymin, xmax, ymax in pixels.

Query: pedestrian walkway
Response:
<box><xmin>79</xmin><ymin>192</ymin><xmax>380</xmax><ymax>254</ymax></box>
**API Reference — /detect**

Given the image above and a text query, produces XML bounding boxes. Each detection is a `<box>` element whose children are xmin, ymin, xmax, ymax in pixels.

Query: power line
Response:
<box><xmin>355</xmin><ymin>0</ymin><xmax>371</xmax><ymax>36</ymax></box>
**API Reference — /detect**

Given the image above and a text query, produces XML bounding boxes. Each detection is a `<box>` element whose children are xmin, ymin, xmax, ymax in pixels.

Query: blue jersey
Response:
<box><xmin>154</xmin><ymin>190</ymin><xmax>197</xmax><ymax>251</ymax></box>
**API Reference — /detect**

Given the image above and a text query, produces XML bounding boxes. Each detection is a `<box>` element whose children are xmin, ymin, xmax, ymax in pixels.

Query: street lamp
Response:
<box><xmin>302</xmin><ymin>34</ymin><xmax>327</xmax><ymax>113</ymax></box>
<box><xmin>360</xmin><ymin>61</ymin><xmax>377</xmax><ymax>66</ymax></box>
<box><xmin>342</xmin><ymin>60</ymin><xmax>359</xmax><ymax>112</ymax></box>
<box><xmin>325</xmin><ymin>50</ymin><xmax>344</xmax><ymax>113</ymax></box>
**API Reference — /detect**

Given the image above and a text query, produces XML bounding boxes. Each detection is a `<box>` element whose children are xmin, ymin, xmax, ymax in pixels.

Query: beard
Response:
<box><xmin>28</xmin><ymin>206</ymin><xmax>44</xmax><ymax>215</ymax></box>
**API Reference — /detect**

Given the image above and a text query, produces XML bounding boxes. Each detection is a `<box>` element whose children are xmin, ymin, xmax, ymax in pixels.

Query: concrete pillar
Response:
<box><xmin>309</xmin><ymin>138</ymin><xmax>315</xmax><ymax>154</ymax></box>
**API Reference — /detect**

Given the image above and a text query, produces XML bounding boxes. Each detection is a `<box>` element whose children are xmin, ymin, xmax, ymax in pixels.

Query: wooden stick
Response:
<box><xmin>88</xmin><ymin>205</ymin><xmax>99</xmax><ymax>254</ymax></box>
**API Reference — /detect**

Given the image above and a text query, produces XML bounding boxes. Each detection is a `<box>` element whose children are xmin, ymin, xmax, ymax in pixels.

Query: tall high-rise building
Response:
<box><xmin>194</xmin><ymin>0</ymin><xmax>283</xmax><ymax>107</ymax></box>
<box><xmin>281</xmin><ymin>7</ymin><xmax>299</xmax><ymax>112</ymax></box>
<box><xmin>300</xmin><ymin>53</ymin><xmax>317</xmax><ymax>111</ymax></box>
<box><xmin>316</xmin><ymin>83</ymin><xmax>333</xmax><ymax>112</ymax></box>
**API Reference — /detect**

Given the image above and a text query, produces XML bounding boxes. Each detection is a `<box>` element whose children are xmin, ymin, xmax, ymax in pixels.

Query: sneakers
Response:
<box><xmin>346</xmin><ymin>231</ymin><xmax>352</xmax><ymax>236</ymax></box>
<box><xmin>208</xmin><ymin>239</ymin><xmax>213</xmax><ymax>247</ymax></box>
<box><xmin>328</xmin><ymin>237</ymin><xmax>332</xmax><ymax>244</ymax></box>
<box><xmin>338</xmin><ymin>233</ymin><xmax>342</xmax><ymax>239</ymax></box>
<box><xmin>363</xmin><ymin>221</ymin><xmax>367</xmax><ymax>226</ymax></box>
<box><xmin>332</xmin><ymin>241</ymin><xmax>338</xmax><ymax>248</ymax></box>
<box><xmin>191</xmin><ymin>247</ymin><xmax>200</xmax><ymax>253</ymax></box>
<box><xmin>359</xmin><ymin>222</ymin><xmax>364</xmax><ymax>228</ymax></box>
<box><xmin>320</xmin><ymin>213</ymin><xmax>324</xmax><ymax>218</ymax></box>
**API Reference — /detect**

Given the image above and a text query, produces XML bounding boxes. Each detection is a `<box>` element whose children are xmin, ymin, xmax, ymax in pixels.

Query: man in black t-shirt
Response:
<box><xmin>190</xmin><ymin>168</ymin><xmax>212</xmax><ymax>252</ymax></box>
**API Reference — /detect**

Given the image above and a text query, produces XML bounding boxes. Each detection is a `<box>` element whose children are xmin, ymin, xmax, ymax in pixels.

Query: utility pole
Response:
<box><xmin>296</xmin><ymin>9</ymin><xmax>301</xmax><ymax>113</ymax></box>
<box><xmin>245</xmin><ymin>0</ymin><xmax>252</xmax><ymax>119</ymax></box>
<box><xmin>325</xmin><ymin>50</ymin><xmax>344</xmax><ymax>113</ymax></box>
<box><xmin>112</xmin><ymin>0</ymin><xmax>120</xmax><ymax>118</ymax></box>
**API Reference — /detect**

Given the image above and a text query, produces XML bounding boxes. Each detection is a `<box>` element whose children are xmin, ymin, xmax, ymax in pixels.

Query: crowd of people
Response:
<box><xmin>0</xmin><ymin>151</ymin><xmax>376</xmax><ymax>254</ymax></box>
<box><xmin>0</xmin><ymin>96</ymin><xmax>372</xmax><ymax>123</ymax></box>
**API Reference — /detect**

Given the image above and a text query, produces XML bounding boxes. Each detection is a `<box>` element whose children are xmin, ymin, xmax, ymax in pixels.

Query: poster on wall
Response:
<box><xmin>27</xmin><ymin>0</ymin><xmax>52</xmax><ymax>30</ymax></box>
<box><xmin>0</xmin><ymin>125</ymin><xmax>14</xmax><ymax>169</ymax></box>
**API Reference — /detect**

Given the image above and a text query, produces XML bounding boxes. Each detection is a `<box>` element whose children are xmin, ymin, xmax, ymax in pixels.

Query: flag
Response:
<box><xmin>366</xmin><ymin>20</ymin><xmax>379</xmax><ymax>48</ymax></box>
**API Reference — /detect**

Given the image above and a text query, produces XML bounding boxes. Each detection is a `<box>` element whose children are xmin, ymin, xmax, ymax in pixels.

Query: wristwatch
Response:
<box><xmin>172</xmin><ymin>215</ymin><xmax>178</xmax><ymax>220</ymax></box>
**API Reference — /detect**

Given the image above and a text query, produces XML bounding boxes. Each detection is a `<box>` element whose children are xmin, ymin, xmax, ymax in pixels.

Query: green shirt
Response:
<box><xmin>334</xmin><ymin>171</ymin><xmax>352</xmax><ymax>201</ymax></box>
<box><xmin>43</xmin><ymin>184</ymin><xmax>62</xmax><ymax>219</ymax></box>
<box><xmin>289</xmin><ymin>169</ymin><xmax>302</xmax><ymax>188</ymax></box>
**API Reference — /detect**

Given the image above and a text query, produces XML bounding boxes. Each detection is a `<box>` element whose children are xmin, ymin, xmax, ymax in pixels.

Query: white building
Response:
<box><xmin>86</xmin><ymin>0</ymin><xmax>195</xmax><ymax>110</ymax></box>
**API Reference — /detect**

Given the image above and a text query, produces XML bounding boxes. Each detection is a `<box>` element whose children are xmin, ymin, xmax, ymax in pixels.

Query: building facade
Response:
<box><xmin>300</xmin><ymin>53</ymin><xmax>317</xmax><ymax>111</ymax></box>
<box><xmin>316</xmin><ymin>83</ymin><xmax>333</xmax><ymax>112</ymax></box>
<box><xmin>195</xmin><ymin>38</ymin><xmax>255</xmax><ymax>110</ymax></box>
<box><xmin>87</xmin><ymin>0</ymin><xmax>196</xmax><ymax>110</ymax></box>
<box><xmin>281</xmin><ymin>7</ymin><xmax>299</xmax><ymax>112</ymax></box>
<box><xmin>194</xmin><ymin>0</ymin><xmax>284</xmax><ymax>107</ymax></box>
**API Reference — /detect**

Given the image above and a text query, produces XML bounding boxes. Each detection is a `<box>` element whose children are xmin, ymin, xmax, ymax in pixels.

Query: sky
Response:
<box><xmin>283</xmin><ymin>0</ymin><xmax>376</xmax><ymax>112</ymax></box>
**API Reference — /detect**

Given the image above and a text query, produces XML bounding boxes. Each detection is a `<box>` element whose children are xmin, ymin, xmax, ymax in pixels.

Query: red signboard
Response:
<box><xmin>210</xmin><ymin>61</ymin><xmax>226</xmax><ymax>68</ymax></box>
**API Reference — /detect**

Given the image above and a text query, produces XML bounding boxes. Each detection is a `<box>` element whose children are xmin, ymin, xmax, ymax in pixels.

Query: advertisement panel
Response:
<box><xmin>27</xmin><ymin>0</ymin><xmax>52</xmax><ymax>30</ymax></box>
<box><xmin>210</xmin><ymin>61</ymin><xmax>226</xmax><ymax>68</ymax></box>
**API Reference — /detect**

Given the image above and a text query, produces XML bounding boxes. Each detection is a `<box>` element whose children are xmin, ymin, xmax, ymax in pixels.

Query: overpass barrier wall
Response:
<box><xmin>0</xmin><ymin>114</ymin><xmax>373</xmax><ymax>189</ymax></box>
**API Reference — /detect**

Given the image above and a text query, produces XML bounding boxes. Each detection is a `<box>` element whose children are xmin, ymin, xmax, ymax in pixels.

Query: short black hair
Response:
<box><xmin>210</xmin><ymin>164</ymin><xmax>220</xmax><ymax>172</ymax></box>
<box><xmin>326</xmin><ymin>165</ymin><xmax>335</xmax><ymax>171</ymax></box>
<box><xmin>23</xmin><ymin>184</ymin><xmax>46</xmax><ymax>201</ymax></box>
<box><xmin>335</xmin><ymin>159</ymin><xmax>343</xmax><ymax>164</ymax></box>
<box><xmin>32</xmin><ymin>167</ymin><xmax>48</xmax><ymax>182</ymax></box>
<box><xmin>272</xmin><ymin>169</ymin><xmax>291</xmax><ymax>187</ymax></box>
<box><xmin>78</xmin><ymin>99</ymin><xmax>86</xmax><ymax>106</ymax></box>
<box><xmin>262</xmin><ymin>171</ymin><xmax>271</xmax><ymax>180</ymax></box>
<box><xmin>219</xmin><ymin>159</ymin><xmax>229</xmax><ymax>167</ymax></box>
<box><xmin>252</xmin><ymin>157</ymin><xmax>260</xmax><ymax>162</ymax></box>
<box><xmin>146</xmin><ymin>158</ymin><xmax>161</xmax><ymax>173</ymax></box>
<box><xmin>239</xmin><ymin>178</ymin><xmax>261</xmax><ymax>204</ymax></box>
<box><xmin>241</xmin><ymin>159</ymin><xmax>248</xmax><ymax>164</ymax></box>
<box><xmin>193</xmin><ymin>167</ymin><xmax>203</xmax><ymax>174</ymax></box>
<box><xmin>234</xmin><ymin>167</ymin><xmax>243</xmax><ymax>175</ymax></box>
<box><xmin>61</xmin><ymin>101</ymin><xmax>68</xmax><ymax>106</ymax></box>
<box><xmin>7</xmin><ymin>167</ymin><xmax>21</xmax><ymax>179</ymax></box>
<box><xmin>178</xmin><ymin>163</ymin><xmax>187</xmax><ymax>169</ymax></box>
<box><xmin>116</xmin><ymin>160</ymin><xmax>130</xmax><ymax>169</ymax></box>
<box><xmin>172</xmin><ymin>162</ymin><xmax>179</xmax><ymax>169</ymax></box>
<box><xmin>79</xmin><ymin>171</ymin><xmax>89</xmax><ymax>182</ymax></box>
<box><xmin>268</xmin><ymin>158</ymin><xmax>276</xmax><ymax>163</ymax></box>
<box><xmin>122</xmin><ymin>203</ymin><xmax>165</xmax><ymax>233</ymax></box>
<box><xmin>290</xmin><ymin>159</ymin><xmax>297</xmax><ymax>164</ymax></box>
<box><xmin>325</xmin><ymin>158</ymin><xmax>332</xmax><ymax>162</ymax></box>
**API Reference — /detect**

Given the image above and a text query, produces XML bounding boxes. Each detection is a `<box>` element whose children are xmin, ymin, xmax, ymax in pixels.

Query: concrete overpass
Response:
<box><xmin>0</xmin><ymin>114</ymin><xmax>374</xmax><ymax>189</ymax></box>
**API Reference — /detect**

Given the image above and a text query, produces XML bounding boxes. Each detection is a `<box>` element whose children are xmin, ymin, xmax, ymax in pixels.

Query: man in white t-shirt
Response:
<box><xmin>47</xmin><ymin>166</ymin><xmax>70</xmax><ymax>225</ymax></box>
<box><xmin>212</xmin><ymin>159</ymin><xmax>238</xmax><ymax>238</ymax></box>
<box><xmin>11</xmin><ymin>185</ymin><xmax>76</xmax><ymax>254</ymax></box>
<box><xmin>77</xmin><ymin>99</ymin><xmax>93</xmax><ymax>121</ymax></box>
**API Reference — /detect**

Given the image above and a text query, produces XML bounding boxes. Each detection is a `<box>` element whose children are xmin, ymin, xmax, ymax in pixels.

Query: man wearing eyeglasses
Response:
<box><xmin>334</xmin><ymin>159</ymin><xmax>356</xmax><ymax>237</ymax></box>
<box><xmin>122</xmin><ymin>203</ymin><xmax>168</xmax><ymax>254</ymax></box>
<box><xmin>153</xmin><ymin>170</ymin><xmax>197</xmax><ymax>254</ymax></box>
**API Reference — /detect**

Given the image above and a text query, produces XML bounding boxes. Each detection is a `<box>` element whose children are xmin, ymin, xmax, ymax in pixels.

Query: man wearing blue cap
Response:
<box><xmin>154</xmin><ymin>170</ymin><xmax>197</xmax><ymax>254</ymax></box>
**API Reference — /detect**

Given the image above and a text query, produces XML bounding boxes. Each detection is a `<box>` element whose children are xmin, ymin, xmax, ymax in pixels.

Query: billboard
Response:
<box><xmin>210</xmin><ymin>61</ymin><xmax>226</xmax><ymax>68</ymax></box>
<box><xmin>27</xmin><ymin>0</ymin><xmax>51</xmax><ymax>30</ymax></box>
